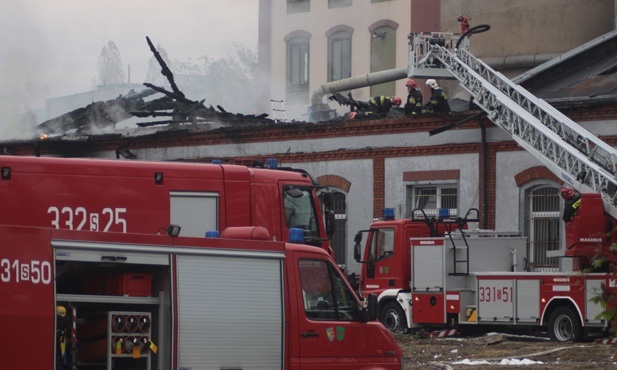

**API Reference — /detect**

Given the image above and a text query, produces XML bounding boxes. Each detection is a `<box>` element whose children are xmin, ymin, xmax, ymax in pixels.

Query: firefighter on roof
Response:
<box><xmin>560</xmin><ymin>186</ymin><xmax>582</xmax><ymax>222</ymax></box>
<box><xmin>369</xmin><ymin>95</ymin><xmax>401</xmax><ymax>116</ymax></box>
<box><xmin>424</xmin><ymin>79</ymin><xmax>451</xmax><ymax>113</ymax></box>
<box><xmin>349</xmin><ymin>96</ymin><xmax>401</xmax><ymax>120</ymax></box>
<box><xmin>404</xmin><ymin>79</ymin><xmax>423</xmax><ymax>116</ymax></box>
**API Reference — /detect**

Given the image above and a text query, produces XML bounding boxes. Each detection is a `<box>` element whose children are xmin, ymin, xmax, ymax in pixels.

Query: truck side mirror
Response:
<box><xmin>367</xmin><ymin>293</ymin><xmax>378</xmax><ymax>321</ymax></box>
<box><xmin>353</xmin><ymin>232</ymin><xmax>363</xmax><ymax>261</ymax></box>
<box><xmin>322</xmin><ymin>192</ymin><xmax>334</xmax><ymax>208</ymax></box>
<box><xmin>325</xmin><ymin>210</ymin><xmax>336</xmax><ymax>237</ymax></box>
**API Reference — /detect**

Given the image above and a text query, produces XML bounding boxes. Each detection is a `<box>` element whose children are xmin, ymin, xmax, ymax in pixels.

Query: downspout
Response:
<box><xmin>307</xmin><ymin>68</ymin><xmax>408</xmax><ymax>122</ymax></box>
<box><xmin>479</xmin><ymin>119</ymin><xmax>488</xmax><ymax>229</ymax></box>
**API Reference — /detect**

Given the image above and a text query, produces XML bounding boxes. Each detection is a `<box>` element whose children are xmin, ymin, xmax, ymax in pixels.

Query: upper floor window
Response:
<box><xmin>287</xmin><ymin>0</ymin><xmax>310</xmax><ymax>14</ymax></box>
<box><xmin>369</xmin><ymin>24</ymin><xmax>397</xmax><ymax>96</ymax></box>
<box><xmin>286</xmin><ymin>32</ymin><xmax>311</xmax><ymax>103</ymax></box>
<box><xmin>287</xmin><ymin>35</ymin><xmax>310</xmax><ymax>89</ymax></box>
<box><xmin>329</xmin><ymin>0</ymin><xmax>352</xmax><ymax>8</ymax></box>
<box><xmin>328</xmin><ymin>31</ymin><xmax>352</xmax><ymax>82</ymax></box>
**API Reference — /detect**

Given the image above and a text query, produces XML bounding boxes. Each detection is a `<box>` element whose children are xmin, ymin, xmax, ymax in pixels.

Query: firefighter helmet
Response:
<box><xmin>57</xmin><ymin>306</ymin><xmax>67</xmax><ymax>317</ymax></box>
<box><xmin>405</xmin><ymin>79</ymin><xmax>417</xmax><ymax>88</ymax></box>
<box><xmin>349</xmin><ymin>111</ymin><xmax>357</xmax><ymax>120</ymax></box>
<box><xmin>426</xmin><ymin>79</ymin><xmax>438</xmax><ymax>89</ymax></box>
<box><xmin>392</xmin><ymin>97</ymin><xmax>402</xmax><ymax>106</ymax></box>
<box><xmin>560</xmin><ymin>186</ymin><xmax>575</xmax><ymax>200</ymax></box>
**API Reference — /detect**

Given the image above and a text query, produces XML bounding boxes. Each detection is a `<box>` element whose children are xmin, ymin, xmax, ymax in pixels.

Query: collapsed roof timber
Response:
<box><xmin>29</xmin><ymin>28</ymin><xmax>617</xmax><ymax>141</ymax></box>
<box><xmin>37</xmin><ymin>36</ymin><xmax>273</xmax><ymax>136</ymax></box>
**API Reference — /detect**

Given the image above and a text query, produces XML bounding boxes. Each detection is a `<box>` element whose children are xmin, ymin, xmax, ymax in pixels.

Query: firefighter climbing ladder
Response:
<box><xmin>409</xmin><ymin>31</ymin><xmax>617</xmax><ymax>220</ymax></box>
<box><xmin>271</xmin><ymin>99</ymin><xmax>287</xmax><ymax>123</ymax></box>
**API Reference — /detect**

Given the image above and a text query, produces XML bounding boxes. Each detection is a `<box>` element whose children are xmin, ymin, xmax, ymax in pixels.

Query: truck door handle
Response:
<box><xmin>101</xmin><ymin>256</ymin><xmax>127</xmax><ymax>262</ymax></box>
<box><xmin>301</xmin><ymin>331</ymin><xmax>320</xmax><ymax>338</ymax></box>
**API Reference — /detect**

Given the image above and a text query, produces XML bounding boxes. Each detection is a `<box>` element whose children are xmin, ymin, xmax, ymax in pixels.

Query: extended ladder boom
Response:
<box><xmin>409</xmin><ymin>32</ymin><xmax>617</xmax><ymax>220</ymax></box>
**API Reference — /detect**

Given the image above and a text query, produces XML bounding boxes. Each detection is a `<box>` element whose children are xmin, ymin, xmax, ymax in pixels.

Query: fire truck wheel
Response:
<box><xmin>548</xmin><ymin>306</ymin><xmax>582</xmax><ymax>342</ymax></box>
<box><xmin>380</xmin><ymin>302</ymin><xmax>407</xmax><ymax>333</ymax></box>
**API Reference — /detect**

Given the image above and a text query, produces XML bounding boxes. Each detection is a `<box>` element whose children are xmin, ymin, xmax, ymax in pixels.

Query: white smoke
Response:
<box><xmin>0</xmin><ymin>1</ymin><xmax>51</xmax><ymax>139</ymax></box>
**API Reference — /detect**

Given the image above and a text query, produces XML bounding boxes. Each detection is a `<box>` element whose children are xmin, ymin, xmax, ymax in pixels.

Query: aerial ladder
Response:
<box><xmin>408</xmin><ymin>28</ymin><xmax>617</xmax><ymax>260</ymax></box>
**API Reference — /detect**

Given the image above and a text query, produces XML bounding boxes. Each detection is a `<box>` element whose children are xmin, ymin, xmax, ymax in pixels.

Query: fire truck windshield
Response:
<box><xmin>284</xmin><ymin>187</ymin><xmax>320</xmax><ymax>239</ymax></box>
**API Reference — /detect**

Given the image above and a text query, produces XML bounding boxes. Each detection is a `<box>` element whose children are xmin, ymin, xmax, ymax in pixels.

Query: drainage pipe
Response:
<box><xmin>310</xmin><ymin>68</ymin><xmax>408</xmax><ymax>107</ymax></box>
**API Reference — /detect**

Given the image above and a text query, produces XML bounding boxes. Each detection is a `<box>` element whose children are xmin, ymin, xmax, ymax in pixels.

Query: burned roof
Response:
<box><xmin>19</xmin><ymin>30</ymin><xmax>617</xmax><ymax>148</ymax></box>
<box><xmin>35</xmin><ymin>36</ymin><xmax>277</xmax><ymax>137</ymax></box>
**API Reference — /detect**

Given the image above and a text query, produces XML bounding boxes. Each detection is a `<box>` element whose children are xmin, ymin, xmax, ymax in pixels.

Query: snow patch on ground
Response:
<box><xmin>453</xmin><ymin>358</ymin><xmax>544</xmax><ymax>366</ymax></box>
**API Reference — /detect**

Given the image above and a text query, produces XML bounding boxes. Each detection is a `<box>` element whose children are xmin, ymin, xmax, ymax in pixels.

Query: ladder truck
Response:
<box><xmin>409</xmin><ymin>28</ymin><xmax>617</xmax><ymax>263</ymax></box>
<box><xmin>353</xmin><ymin>29</ymin><xmax>617</xmax><ymax>342</ymax></box>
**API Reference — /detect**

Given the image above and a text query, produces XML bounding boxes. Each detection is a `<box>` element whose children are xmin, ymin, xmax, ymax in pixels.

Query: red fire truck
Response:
<box><xmin>1</xmin><ymin>224</ymin><xmax>402</xmax><ymax>370</ymax></box>
<box><xmin>353</xmin><ymin>209</ymin><xmax>610</xmax><ymax>342</ymax></box>
<box><xmin>350</xmin><ymin>29</ymin><xmax>617</xmax><ymax>342</ymax></box>
<box><xmin>0</xmin><ymin>155</ymin><xmax>334</xmax><ymax>251</ymax></box>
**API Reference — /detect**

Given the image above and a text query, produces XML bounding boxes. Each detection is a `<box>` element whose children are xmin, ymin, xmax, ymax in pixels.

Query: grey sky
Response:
<box><xmin>1</xmin><ymin>0</ymin><xmax>259</xmax><ymax>114</ymax></box>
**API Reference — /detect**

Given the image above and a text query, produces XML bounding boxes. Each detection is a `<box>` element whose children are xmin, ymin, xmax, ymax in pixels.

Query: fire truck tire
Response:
<box><xmin>380</xmin><ymin>302</ymin><xmax>407</xmax><ymax>332</ymax></box>
<box><xmin>548</xmin><ymin>306</ymin><xmax>582</xmax><ymax>342</ymax></box>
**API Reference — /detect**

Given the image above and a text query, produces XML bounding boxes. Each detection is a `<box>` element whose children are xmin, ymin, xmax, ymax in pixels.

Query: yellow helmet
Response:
<box><xmin>57</xmin><ymin>306</ymin><xmax>67</xmax><ymax>317</ymax></box>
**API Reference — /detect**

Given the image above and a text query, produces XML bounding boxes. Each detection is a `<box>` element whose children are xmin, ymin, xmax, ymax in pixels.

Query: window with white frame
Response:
<box><xmin>526</xmin><ymin>186</ymin><xmax>560</xmax><ymax>271</ymax></box>
<box><xmin>406</xmin><ymin>184</ymin><xmax>458</xmax><ymax>218</ymax></box>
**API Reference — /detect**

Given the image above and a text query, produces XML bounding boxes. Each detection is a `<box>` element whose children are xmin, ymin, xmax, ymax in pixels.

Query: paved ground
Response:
<box><xmin>394</xmin><ymin>331</ymin><xmax>617</xmax><ymax>369</ymax></box>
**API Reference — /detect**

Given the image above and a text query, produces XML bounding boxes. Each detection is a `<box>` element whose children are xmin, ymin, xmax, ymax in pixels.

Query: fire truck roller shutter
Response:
<box><xmin>170</xmin><ymin>192</ymin><xmax>219</xmax><ymax>237</ymax></box>
<box><xmin>176</xmin><ymin>252</ymin><xmax>284</xmax><ymax>369</ymax></box>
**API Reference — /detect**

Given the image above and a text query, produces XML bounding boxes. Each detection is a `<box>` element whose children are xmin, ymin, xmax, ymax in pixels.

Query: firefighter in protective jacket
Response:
<box><xmin>349</xmin><ymin>95</ymin><xmax>401</xmax><ymax>119</ymax></box>
<box><xmin>424</xmin><ymin>79</ymin><xmax>451</xmax><ymax>113</ymax></box>
<box><xmin>368</xmin><ymin>95</ymin><xmax>401</xmax><ymax>116</ymax></box>
<box><xmin>404</xmin><ymin>79</ymin><xmax>423</xmax><ymax>116</ymax></box>
<box><xmin>560</xmin><ymin>186</ymin><xmax>582</xmax><ymax>222</ymax></box>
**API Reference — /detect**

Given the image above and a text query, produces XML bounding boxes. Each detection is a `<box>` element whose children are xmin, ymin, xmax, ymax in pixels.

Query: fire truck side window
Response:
<box><xmin>284</xmin><ymin>187</ymin><xmax>319</xmax><ymax>237</ymax></box>
<box><xmin>371</xmin><ymin>228</ymin><xmax>395</xmax><ymax>261</ymax></box>
<box><xmin>298</xmin><ymin>259</ymin><xmax>357</xmax><ymax>321</ymax></box>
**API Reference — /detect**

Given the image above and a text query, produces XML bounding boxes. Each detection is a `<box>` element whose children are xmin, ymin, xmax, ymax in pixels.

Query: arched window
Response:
<box><xmin>369</xmin><ymin>21</ymin><xmax>397</xmax><ymax>96</ymax></box>
<box><xmin>525</xmin><ymin>185</ymin><xmax>561</xmax><ymax>271</ymax></box>
<box><xmin>285</xmin><ymin>32</ymin><xmax>311</xmax><ymax>103</ymax></box>
<box><xmin>331</xmin><ymin>191</ymin><xmax>347</xmax><ymax>265</ymax></box>
<box><xmin>327</xmin><ymin>29</ymin><xmax>352</xmax><ymax>82</ymax></box>
<box><xmin>319</xmin><ymin>188</ymin><xmax>347</xmax><ymax>266</ymax></box>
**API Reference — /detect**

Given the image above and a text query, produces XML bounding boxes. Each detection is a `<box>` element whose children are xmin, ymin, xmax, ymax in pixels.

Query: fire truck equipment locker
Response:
<box><xmin>175</xmin><ymin>252</ymin><xmax>284</xmax><ymax>369</ymax></box>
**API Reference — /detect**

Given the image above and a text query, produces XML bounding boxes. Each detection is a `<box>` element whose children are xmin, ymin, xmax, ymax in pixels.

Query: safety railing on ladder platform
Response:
<box><xmin>271</xmin><ymin>99</ymin><xmax>287</xmax><ymax>123</ymax></box>
<box><xmin>408</xmin><ymin>27</ymin><xmax>617</xmax><ymax>220</ymax></box>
